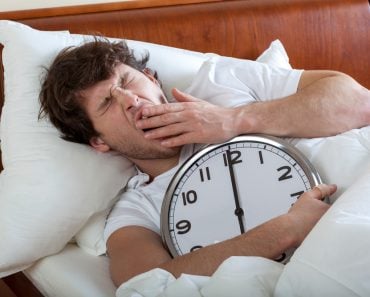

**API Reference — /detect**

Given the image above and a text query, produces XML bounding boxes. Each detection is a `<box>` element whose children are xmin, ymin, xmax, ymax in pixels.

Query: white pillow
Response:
<box><xmin>256</xmin><ymin>39</ymin><xmax>291</xmax><ymax>67</ymax></box>
<box><xmin>0</xmin><ymin>20</ymin><xmax>207</xmax><ymax>277</ymax></box>
<box><xmin>0</xmin><ymin>20</ymin><xmax>290</xmax><ymax>276</ymax></box>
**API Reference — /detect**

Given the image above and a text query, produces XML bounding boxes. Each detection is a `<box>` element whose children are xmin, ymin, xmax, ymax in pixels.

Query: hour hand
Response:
<box><xmin>234</xmin><ymin>207</ymin><xmax>245</xmax><ymax>233</ymax></box>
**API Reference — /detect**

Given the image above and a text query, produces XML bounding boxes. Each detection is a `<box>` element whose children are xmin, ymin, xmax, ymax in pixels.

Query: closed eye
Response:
<box><xmin>123</xmin><ymin>79</ymin><xmax>134</xmax><ymax>89</ymax></box>
<box><xmin>121</xmin><ymin>74</ymin><xmax>135</xmax><ymax>89</ymax></box>
<box><xmin>98</xmin><ymin>96</ymin><xmax>113</xmax><ymax>115</ymax></box>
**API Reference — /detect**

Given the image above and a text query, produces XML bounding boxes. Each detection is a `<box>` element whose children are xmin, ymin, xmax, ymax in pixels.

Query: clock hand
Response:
<box><xmin>226</xmin><ymin>150</ymin><xmax>245</xmax><ymax>234</ymax></box>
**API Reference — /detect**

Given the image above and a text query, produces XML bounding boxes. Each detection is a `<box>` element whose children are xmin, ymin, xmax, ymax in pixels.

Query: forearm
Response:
<box><xmin>235</xmin><ymin>73</ymin><xmax>370</xmax><ymax>138</ymax></box>
<box><xmin>159</xmin><ymin>214</ymin><xmax>294</xmax><ymax>278</ymax></box>
<box><xmin>159</xmin><ymin>184</ymin><xmax>335</xmax><ymax>278</ymax></box>
<box><xmin>137</xmin><ymin>72</ymin><xmax>370</xmax><ymax>147</ymax></box>
<box><xmin>109</xmin><ymin>185</ymin><xmax>333</xmax><ymax>286</ymax></box>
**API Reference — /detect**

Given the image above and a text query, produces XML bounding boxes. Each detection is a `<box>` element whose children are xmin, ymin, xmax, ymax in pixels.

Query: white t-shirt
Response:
<box><xmin>103</xmin><ymin>57</ymin><xmax>303</xmax><ymax>243</ymax></box>
<box><xmin>104</xmin><ymin>144</ymin><xmax>199</xmax><ymax>240</ymax></box>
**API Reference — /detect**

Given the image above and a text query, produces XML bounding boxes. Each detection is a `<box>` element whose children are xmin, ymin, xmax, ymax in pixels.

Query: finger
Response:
<box><xmin>140</xmin><ymin>103</ymin><xmax>184</xmax><ymax>119</ymax></box>
<box><xmin>311</xmin><ymin>184</ymin><xmax>337</xmax><ymax>200</ymax></box>
<box><xmin>137</xmin><ymin>108</ymin><xmax>184</xmax><ymax>130</ymax></box>
<box><xmin>144</xmin><ymin>122</ymin><xmax>190</xmax><ymax>140</ymax></box>
<box><xmin>172</xmin><ymin>88</ymin><xmax>201</xmax><ymax>103</ymax></box>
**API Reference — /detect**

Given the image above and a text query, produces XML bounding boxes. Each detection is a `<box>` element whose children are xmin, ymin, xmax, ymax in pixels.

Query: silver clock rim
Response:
<box><xmin>160</xmin><ymin>134</ymin><xmax>322</xmax><ymax>257</ymax></box>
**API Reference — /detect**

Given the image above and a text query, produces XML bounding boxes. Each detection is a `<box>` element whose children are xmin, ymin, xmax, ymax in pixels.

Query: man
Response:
<box><xmin>39</xmin><ymin>39</ymin><xmax>370</xmax><ymax>287</ymax></box>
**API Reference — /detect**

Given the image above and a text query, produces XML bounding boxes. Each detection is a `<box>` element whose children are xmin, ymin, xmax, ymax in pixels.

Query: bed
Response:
<box><xmin>1</xmin><ymin>0</ymin><xmax>370</xmax><ymax>296</ymax></box>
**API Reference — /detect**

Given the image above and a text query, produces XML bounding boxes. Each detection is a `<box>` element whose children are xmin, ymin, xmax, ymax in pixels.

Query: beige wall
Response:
<box><xmin>0</xmin><ymin>0</ymin><xmax>130</xmax><ymax>12</ymax></box>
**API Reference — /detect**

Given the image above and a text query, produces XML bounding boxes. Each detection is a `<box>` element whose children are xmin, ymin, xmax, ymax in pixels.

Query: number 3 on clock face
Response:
<box><xmin>161</xmin><ymin>134</ymin><xmax>322</xmax><ymax>258</ymax></box>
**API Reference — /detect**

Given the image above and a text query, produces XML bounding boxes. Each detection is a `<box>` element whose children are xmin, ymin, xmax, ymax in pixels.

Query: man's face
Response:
<box><xmin>80</xmin><ymin>63</ymin><xmax>180</xmax><ymax>161</ymax></box>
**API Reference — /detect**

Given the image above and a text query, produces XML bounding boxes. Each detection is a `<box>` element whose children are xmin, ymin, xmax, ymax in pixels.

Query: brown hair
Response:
<box><xmin>39</xmin><ymin>38</ymin><xmax>154</xmax><ymax>144</ymax></box>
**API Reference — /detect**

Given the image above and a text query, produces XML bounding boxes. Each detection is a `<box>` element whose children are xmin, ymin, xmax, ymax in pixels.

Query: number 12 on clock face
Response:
<box><xmin>161</xmin><ymin>135</ymin><xmax>322</xmax><ymax>258</ymax></box>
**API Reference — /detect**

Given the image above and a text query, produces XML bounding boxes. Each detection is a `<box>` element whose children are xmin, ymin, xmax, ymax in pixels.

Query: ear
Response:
<box><xmin>89</xmin><ymin>136</ymin><xmax>110</xmax><ymax>153</ymax></box>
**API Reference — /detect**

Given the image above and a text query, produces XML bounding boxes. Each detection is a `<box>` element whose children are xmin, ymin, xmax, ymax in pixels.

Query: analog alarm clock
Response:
<box><xmin>161</xmin><ymin>134</ymin><xmax>322</xmax><ymax>261</ymax></box>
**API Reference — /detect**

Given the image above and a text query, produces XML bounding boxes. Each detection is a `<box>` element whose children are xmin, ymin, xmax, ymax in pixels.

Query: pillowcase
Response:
<box><xmin>0</xmin><ymin>19</ymin><xmax>290</xmax><ymax>276</ymax></box>
<box><xmin>0</xmin><ymin>20</ymin><xmax>207</xmax><ymax>277</ymax></box>
<box><xmin>255</xmin><ymin>39</ymin><xmax>291</xmax><ymax>67</ymax></box>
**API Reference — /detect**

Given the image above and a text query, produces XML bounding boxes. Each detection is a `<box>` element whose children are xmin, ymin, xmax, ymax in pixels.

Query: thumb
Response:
<box><xmin>172</xmin><ymin>88</ymin><xmax>201</xmax><ymax>103</ymax></box>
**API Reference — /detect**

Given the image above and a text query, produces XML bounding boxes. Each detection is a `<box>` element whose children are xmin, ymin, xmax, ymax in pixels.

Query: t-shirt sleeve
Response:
<box><xmin>103</xmin><ymin>189</ymin><xmax>161</xmax><ymax>244</ymax></box>
<box><xmin>185</xmin><ymin>55</ymin><xmax>303</xmax><ymax>108</ymax></box>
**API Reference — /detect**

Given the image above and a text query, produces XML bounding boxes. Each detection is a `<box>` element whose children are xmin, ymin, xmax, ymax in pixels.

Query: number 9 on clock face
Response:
<box><xmin>161</xmin><ymin>134</ymin><xmax>322</xmax><ymax>258</ymax></box>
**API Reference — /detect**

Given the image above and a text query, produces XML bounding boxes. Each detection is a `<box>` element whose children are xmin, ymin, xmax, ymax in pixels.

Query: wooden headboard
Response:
<box><xmin>0</xmin><ymin>0</ymin><xmax>369</xmax><ymax>172</ymax></box>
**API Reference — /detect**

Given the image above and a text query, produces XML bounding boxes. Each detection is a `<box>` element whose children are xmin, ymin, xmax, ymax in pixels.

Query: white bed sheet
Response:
<box><xmin>25</xmin><ymin>244</ymin><xmax>115</xmax><ymax>297</ymax></box>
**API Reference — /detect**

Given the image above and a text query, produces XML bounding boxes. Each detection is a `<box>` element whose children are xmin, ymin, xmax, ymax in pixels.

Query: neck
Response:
<box><xmin>131</xmin><ymin>153</ymin><xmax>180</xmax><ymax>180</ymax></box>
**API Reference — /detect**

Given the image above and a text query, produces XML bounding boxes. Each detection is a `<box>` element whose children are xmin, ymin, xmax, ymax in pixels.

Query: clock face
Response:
<box><xmin>161</xmin><ymin>135</ymin><xmax>321</xmax><ymax>257</ymax></box>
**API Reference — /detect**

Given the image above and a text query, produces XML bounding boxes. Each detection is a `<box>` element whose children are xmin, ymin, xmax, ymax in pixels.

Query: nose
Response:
<box><xmin>111</xmin><ymin>86</ymin><xmax>139</xmax><ymax>111</ymax></box>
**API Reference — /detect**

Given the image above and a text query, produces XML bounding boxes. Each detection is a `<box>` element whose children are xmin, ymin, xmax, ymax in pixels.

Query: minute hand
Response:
<box><xmin>226</xmin><ymin>150</ymin><xmax>245</xmax><ymax>234</ymax></box>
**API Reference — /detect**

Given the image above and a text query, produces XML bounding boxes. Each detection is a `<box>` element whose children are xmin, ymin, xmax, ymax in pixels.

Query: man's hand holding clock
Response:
<box><xmin>287</xmin><ymin>184</ymin><xmax>336</xmax><ymax>247</ymax></box>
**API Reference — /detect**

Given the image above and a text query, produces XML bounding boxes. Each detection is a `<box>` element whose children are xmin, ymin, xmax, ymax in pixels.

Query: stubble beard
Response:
<box><xmin>112</xmin><ymin>139</ymin><xmax>181</xmax><ymax>160</ymax></box>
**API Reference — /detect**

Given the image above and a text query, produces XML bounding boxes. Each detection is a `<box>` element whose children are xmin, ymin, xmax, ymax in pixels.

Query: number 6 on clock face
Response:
<box><xmin>161</xmin><ymin>134</ymin><xmax>322</xmax><ymax>259</ymax></box>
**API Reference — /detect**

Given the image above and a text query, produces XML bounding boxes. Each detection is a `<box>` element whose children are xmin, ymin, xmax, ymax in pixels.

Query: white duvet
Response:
<box><xmin>117</xmin><ymin>126</ymin><xmax>370</xmax><ymax>297</ymax></box>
